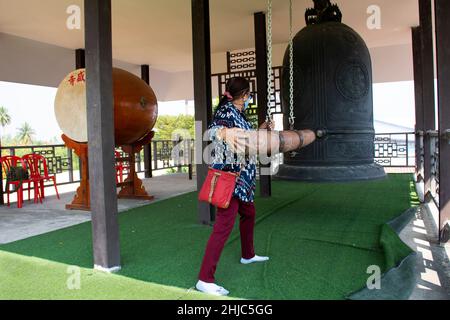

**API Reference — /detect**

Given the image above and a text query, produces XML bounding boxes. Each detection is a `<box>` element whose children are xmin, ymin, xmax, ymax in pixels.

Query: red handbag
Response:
<box><xmin>198</xmin><ymin>167</ymin><xmax>240</xmax><ymax>209</ymax></box>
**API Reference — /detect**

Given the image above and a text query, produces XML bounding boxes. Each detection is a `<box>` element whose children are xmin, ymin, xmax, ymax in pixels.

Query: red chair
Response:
<box><xmin>22</xmin><ymin>154</ymin><xmax>60</xmax><ymax>200</ymax></box>
<box><xmin>0</xmin><ymin>155</ymin><xmax>37</xmax><ymax>208</ymax></box>
<box><xmin>115</xmin><ymin>151</ymin><xmax>126</xmax><ymax>183</ymax></box>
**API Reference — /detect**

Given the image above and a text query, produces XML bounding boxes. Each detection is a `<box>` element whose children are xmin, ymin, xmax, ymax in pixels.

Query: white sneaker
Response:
<box><xmin>195</xmin><ymin>280</ymin><xmax>229</xmax><ymax>296</ymax></box>
<box><xmin>240</xmin><ymin>255</ymin><xmax>270</xmax><ymax>265</ymax></box>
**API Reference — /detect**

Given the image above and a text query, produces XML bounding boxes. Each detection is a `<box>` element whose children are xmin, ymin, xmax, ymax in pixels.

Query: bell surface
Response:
<box><xmin>277</xmin><ymin>4</ymin><xmax>385</xmax><ymax>182</ymax></box>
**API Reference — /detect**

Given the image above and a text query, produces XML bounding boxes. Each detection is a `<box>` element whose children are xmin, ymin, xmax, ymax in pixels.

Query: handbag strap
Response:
<box><xmin>210</xmin><ymin>162</ymin><xmax>246</xmax><ymax>176</ymax></box>
<box><xmin>208</xmin><ymin>172</ymin><xmax>222</xmax><ymax>203</ymax></box>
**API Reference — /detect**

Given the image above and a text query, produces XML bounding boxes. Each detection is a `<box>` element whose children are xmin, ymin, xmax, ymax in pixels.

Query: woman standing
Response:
<box><xmin>195</xmin><ymin>77</ymin><xmax>272</xmax><ymax>296</ymax></box>
<box><xmin>195</xmin><ymin>76</ymin><xmax>315</xmax><ymax>296</ymax></box>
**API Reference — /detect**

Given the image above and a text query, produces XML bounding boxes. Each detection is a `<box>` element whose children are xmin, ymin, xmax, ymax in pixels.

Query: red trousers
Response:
<box><xmin>198</xmin><ymin>196</ymin><xmax>256</xmax><ymax>283</ymax></box>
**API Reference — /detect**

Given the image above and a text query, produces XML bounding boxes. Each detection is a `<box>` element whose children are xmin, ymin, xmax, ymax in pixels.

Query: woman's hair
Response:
<box><xmin>217</xmin><ymin>77</ymin><xmax>250</xmax><ymax>109</ymax></box>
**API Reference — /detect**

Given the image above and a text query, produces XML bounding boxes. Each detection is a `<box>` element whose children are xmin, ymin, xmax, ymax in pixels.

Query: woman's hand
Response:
<box><xmin>259</xmin><ymin>120</ymin><xmax>274</xmax><ymax>130</ymax></box>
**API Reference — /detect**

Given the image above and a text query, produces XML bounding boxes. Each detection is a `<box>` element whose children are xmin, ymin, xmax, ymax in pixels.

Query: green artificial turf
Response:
<box><xmin>0</xmin><ymin>174</ymin><xmax>418</xmax><ymax>300</ymax></box>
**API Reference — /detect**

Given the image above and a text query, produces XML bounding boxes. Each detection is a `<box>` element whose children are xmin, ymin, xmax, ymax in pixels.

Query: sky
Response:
<box><xmin>0</xmin><ymin>81</ymin><xmax>60</xmax><ymax>142</ymax></box>
<box><xmin>372</xmin><ymin>81</ymin><xmax>415</xmax><ymax>130</ymax></box>
<box><xmin>0</xmin><ymin>80</ymin><xmax>416</xmax><ymax>143</ymax></box>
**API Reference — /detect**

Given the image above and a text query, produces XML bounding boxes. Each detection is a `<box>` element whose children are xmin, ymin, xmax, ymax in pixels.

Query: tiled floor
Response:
<box><xmin>0</xmin><ymin>173</ymin><xmax>196</xmax><ymax>244</ymax></box>
<box><xmin>401</xmin><ymin>181</ymin><xmax>450</xmax><ymax>300</ymax></box>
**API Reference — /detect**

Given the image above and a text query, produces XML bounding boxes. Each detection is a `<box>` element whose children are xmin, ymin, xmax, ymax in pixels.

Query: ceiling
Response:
<box><xmin>0</xmin><ymin>0</ymin><xmax>419</xmax><ymax>72</ymax></box>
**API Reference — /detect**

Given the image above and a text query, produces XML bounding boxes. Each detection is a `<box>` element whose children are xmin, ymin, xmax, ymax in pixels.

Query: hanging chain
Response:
<box><xmin>288</xmin><ymin>0</ymin><xmax>298</xmax><ymax>158</ymax></box>
<box><xmin>288</xmin><ymin>0</ymin><xmax>295</xmax><ymax>130</ymax></box>
<box><xmin>266</xmin><ymin>0</ymin><xmax>273</xmax><ymax>123</ymax></box>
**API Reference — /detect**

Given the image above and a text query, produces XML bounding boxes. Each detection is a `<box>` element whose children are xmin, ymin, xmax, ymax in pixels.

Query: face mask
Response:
<box><xmin>243</xmin><ymin>94</ymin><xmax>252</xmax><ymax>111</ymax></box>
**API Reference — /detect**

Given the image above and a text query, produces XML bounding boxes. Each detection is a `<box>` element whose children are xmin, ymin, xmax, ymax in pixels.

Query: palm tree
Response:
<box><xmin>17</xmin><ymin>122</ymin><xmax>36</xmax><ymax>145</ymax></box>
<box><xmin>0</xmin><ymin>106</ymin><xmax>11</xmax><ymax>129</ymax></box>
<box><xmin>0</xmin><ymin>106</ymin><xmax>11</xmax><ymax>153</ymax></box>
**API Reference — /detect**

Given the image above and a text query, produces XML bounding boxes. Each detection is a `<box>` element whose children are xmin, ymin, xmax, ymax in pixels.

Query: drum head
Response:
<box><xmin>54</xmin><ymin>68</ymin><xmax>88</xmax><ymax>143</ymax></box>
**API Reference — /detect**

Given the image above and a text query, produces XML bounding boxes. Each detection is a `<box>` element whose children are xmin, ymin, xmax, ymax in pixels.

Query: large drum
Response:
<box><xmin>54</xmin><ymin>68</ymin><xmax>158</xmax><ymax>146</ymax></box>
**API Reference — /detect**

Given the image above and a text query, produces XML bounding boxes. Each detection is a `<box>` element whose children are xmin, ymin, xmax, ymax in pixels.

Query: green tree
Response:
<box><xmin>0</xmin><ymin>106</ymin><xmax>11</xmax><ymax>129</ymax></box>
<box><xmin>16</xmin><ymin>122</ymin><xmax>36</xmax><ymax>145</ymax></box>
<box><xmin>2</xmin><ymin>134</ymin><xmax>18</xmax><ymax>147</ymax></box>
<box><xmin>154</xmin><ymin>115</ymin><xmax>195</xmax><ymax>140</ymax></box>
<box><xmin>0</xmin><ymin>106</ymin><xmax>11</xmax><ymax>151</ymax></box>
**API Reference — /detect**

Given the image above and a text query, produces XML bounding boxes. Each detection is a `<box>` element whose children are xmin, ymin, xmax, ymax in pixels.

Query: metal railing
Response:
<box><xmin>374</xmin><ymin>132</ymin><xmax>416</xmax><ymax>168</ymax></box>
<box><xmin>0</xmin><ymin>139</ymin><xmax>195</xmax><ymax>191</ymax></box>
<box><xmin>148</xmin><ymin>139</ymin><xmax>194</xmax><ymax>175</ymax></box>
<box><xmin>429</xmin><ymin>131</ymin><xmax>440</xmax><ymax>206</ymax></box>
<box><xmin>1</xmin><ymin>133</ymin><xmax>418</xmax><ymax>191</ymax></box>
<box><xmin>1</xmin><ymin>144</ymin><xmax>81</xmax><ymax>186</ymax></box>
<box><xmin>416</xmin><ymin>131</ymin><xmax>425</xmax><ymax>180</ymax></box>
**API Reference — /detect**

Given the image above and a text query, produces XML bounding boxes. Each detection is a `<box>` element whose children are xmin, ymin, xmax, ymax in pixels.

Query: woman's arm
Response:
<box><xmin>217</xmin><ymin>128</ymin><xmax>316</xmax><ymax>156</ymax></box>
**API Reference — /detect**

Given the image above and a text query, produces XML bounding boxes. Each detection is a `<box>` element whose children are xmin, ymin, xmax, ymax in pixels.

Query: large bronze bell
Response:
<box><xmin>277</xmin><ymin>0</ymin><xmax>386</xmax><ymax>182</ymax></box>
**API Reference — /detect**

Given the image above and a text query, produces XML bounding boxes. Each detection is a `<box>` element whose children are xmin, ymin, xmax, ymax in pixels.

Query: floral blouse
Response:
<box><xmin>207</xmin><ymin>101</ymin><xmax>257</xmax><ymax>203</ymax></box>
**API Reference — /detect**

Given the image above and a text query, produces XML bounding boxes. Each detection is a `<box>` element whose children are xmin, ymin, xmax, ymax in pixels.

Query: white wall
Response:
<box><xmin>211</xmin><ymin>52</ymin><xmax>227</xmax><ymax>74</ymax></box>
<box><xmin>0</xmin><ymin>32</ymin><xmax>418</xmax><ymax>103</ymax></box>
<box><xmin>209</xmin><ymin>42</ymin><xmax>415</xmax><ymax>96</ymax></box>
<box><xmin>0</xmin><ymin>32</ymin><xmax>141</xmax><ymax>88</ymax></box>
<box><xmin>0</xmin><ymin>33</ymin><xmax>75</xmax><ymax>88</ymax></box>
<box><xmin>151</xmin><ymin>70</ymin><xmax>194</xmax><ymax>101</ymax></box>
<box><xmin>371</xmin><ymin>44</ymin><xmax>414</xmax><ymax>83</ymax></box>
<box><xmin>181</xmin><ymin>42</ymin><xmax>417</xmax><ymax>102</ymax></box>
